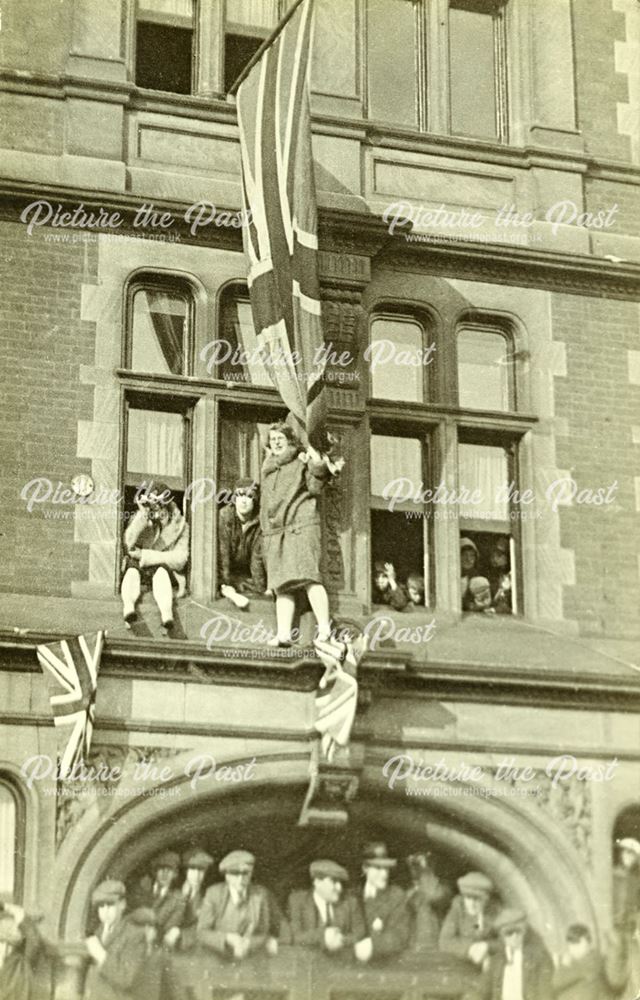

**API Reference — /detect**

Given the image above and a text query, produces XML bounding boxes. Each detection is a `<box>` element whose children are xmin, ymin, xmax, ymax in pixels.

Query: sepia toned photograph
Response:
<box><xmin>1</xmin><ymin>0</ymin><xmax>640</xmax><ymax>997</ymax></box>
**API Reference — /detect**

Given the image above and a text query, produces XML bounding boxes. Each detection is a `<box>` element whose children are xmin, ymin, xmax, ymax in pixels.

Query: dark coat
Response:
<box><xmin>439</xmin><ymin>895</ymin><xmax>502</xmax><ymax>960</ymax></box>
<box><xmin>464</xmin><ymin>931</ymin><xmax>553</xmax><ymax>1000</ymax></box>
<box><xmin>177</xmin><ymin>885</ymin><xmax>207</xmax><ymax>952</ymax></box>
<box><xmin>84</xmin><ymin>918</ymin><xmax>159</xmax><ymax>1000</ymax></box>
<box><xmin>406</xmin><ymin>871</ymin><xmax>449</xmax><ymax>951</ymax></box>
<box><xmin>288</xmin><ymin>890</ymin><xmax>366</xmax><ymax>951</ymax></box>
<box><xmin>0</xmin><ymin>917</ymin><xmax>49</xmax><ymax>1000</ymax></box>
<box><xmin>373</xmin><ymin>583</ymin><xmax>408</xmax><ymax>611</ymax></box>
<box><xmin>129</xmin><ymin>879</ymin><xmax>186</xmax><ymax>940</ymax></box>
<box><xmin>612</xmin><ymin>866</ymin><xmax>640</xmax><ymax>930</ymax></box>
<box><xmin>218</xmin><ymin>505</ymin><xmax>266</xmax><ymax>593</ymax></box>
<box><xmin>196</xmin><ymin>882</ymin><xmax>270</xmax><ymax>957</ymax></box>
<box><xmin>260</xmin><ymin>446</ymin><xmax>330</xmax><ymax>593</ymax></box>
<box><xmin>123</xmin><ymin>504</ymin><xmax>189</xmax><ymax>575</ymax></box>
<box><xmin>552</xmin><ymin>951</ymin><xmax>609</xmax><ymax>1000</ymax></box>
<box><xmin>362</xmin><ymin>884</ymin><xmax>411</xmax><ymax>959</ymax></box>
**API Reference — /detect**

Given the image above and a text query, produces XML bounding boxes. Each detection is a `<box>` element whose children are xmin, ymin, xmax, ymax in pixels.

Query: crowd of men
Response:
<box><xmin>74</xmin><ymin>839</ymin><xmax>640</xmax><ymax>1000</ymax></box>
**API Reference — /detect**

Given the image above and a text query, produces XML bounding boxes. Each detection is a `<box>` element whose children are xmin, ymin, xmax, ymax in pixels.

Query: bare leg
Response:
<box><xmin>152</xmin><ymin>567</ymin><xmax>174</xmax><ymax>626</ymax></box>
<box><xmin>269</xmin><ymin>593</ymin><xmax>295</xmax><ymax>645</ymax></box>
<box><xmin>306</xmin><ymin>583</ymin><xmax>331</xmax><ymax>640</ymax></box>
<box><xmin>121</xmin><ymin>567</ymin><xmax>141</xmax><ymax>622</ymax></box>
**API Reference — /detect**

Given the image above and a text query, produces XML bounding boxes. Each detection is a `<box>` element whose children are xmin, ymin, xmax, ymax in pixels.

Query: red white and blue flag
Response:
<box><xmin>36</xmin><ymin>631</ymin><xmax>104</xmax><ymax>778</ymax></box>
<box><xmin>236</xmin><ymin>0</ymin><xmax>326</xmax><ymax>446</ymax></box>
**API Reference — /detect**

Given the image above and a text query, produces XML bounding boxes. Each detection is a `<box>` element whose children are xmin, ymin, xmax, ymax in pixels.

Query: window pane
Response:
<box><xmin>136</xmin><ymin>0</ymin><xmax>194</xmax><ymax>93</ymax></box>
<box><xmin>458</xmin><ymin>328</ymin><xmax>512</xmax><ymax>410</ymax></box>
<box><xmin>458</xmin><ymin>443</ymin><xmax>509</xmax><ymax>522</ymax></box>
<box><xmin>449</xmin><ymin>3</ymin><xmax>498</xmax><ymax>139</ymax></box>
<box><xmin>370</xmin><ymin>317</ymin><xmax>425</xmax><ymax>402</ymax></box>
<box><xmin>226</xmin><ymin>0</ymin><xmax>278</xmax><ymax>29</ymax></box>
<box><xmin>312</xmin><ymin>0</ymin><xmax>357</xmax><ymax>97</ymax></box>
<box><xmin>219</xmin><ymin>417</ymin><xmax>273</xmax><ymax>497</ymax></box>
<box><xmin>370</xmin><ymin>435</ymin><xmax>422</xmax><ymax>506</ymax></box>
<box><xmin>367</xmin><ymin>0</ymin><xmax>418</xmax><ymax>127</ymax></box>
<box><xmin>213</xmin><ymin>298</ymin><xmax>273</xmax><ymax>387</ymax></box>
<box><xmin>131</xmin><ymin>289</ymin><xmax>187</xmax><ymax>375</ymax></box>
<box><xmin>0</xmin><ymin>786</ymin><xmax>15</xmax><ymax>899</ymax></box>
<box><xmin>127</xmin><ymin>409</ymin><xmax>184</xmax><ymax>484</ymax></box>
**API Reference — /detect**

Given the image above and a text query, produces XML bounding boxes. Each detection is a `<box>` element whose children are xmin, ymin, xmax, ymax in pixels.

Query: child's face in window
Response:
<box><xmin>234</xmin><ymin>491</ymin><xmax>255</xmax><ymax>517</ymax></box>
<box><xmin>408</xmin><ymin>585</ymin><xmax>423</xmax><ymax>605</ymax></box>
<box><xmin>269</xmin><ymin>431</ymin><xmax>288</xmax><ymax>456</ymax></box>
<box><xmin>491</xmin><ymin>547</ymin><xmax>508</xmax><ymax>570</ymax></box>
<box><xmin>461</xmin><ymin>548</ymin><xmax>476</xmax><ymax>573</ymax></box>
<box><xmin>472</xmin><ymin>586</ymin><xmax>492</xmax><ymax>610</ymax></box>
<box><xmin>375</xmin><ymin>572</ymin><xmax>389</xmax><ymax>591</ymax></box>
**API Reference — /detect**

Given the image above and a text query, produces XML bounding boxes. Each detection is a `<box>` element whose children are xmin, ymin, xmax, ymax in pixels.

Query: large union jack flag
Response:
<box><xmin>236</xmin><ymin>0</ymin><xmax>326</xmax><ymax>446</ymax></box>
<box><xmin>36</xmin><ymin>631</ymin><xmax>104</xmax><ymax>778</ymax></box>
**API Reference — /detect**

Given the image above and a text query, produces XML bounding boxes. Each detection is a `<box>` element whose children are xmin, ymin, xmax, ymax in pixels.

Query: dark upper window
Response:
<box><xmin>224</xmin><ymin>0</ymin><xmax>277</xmax><ymax>93</ymax></box>
<box><xmin>135</xmin><ymin>0</ymin><xmax>195</xmax><ymax>94</ymax></box>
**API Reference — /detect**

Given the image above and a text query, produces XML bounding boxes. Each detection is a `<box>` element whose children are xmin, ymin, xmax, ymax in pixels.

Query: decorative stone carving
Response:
<box><xmin>298</xmin><ymin>742</ymin><xmax>363</xmax><ymax>826</ymax></box>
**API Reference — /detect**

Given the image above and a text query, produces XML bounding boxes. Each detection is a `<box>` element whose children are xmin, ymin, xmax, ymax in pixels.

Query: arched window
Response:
<box><xmin>0</xmin><ymin>779</ymin><xmax>22</xmax><ymax>902</ymax></box>
<box><xmin>369</xmin><ymin>312</ymin><xmax>434</xmax><ymax>403</ymax></box>
<box><xmin>457</xmin><ymin>323</ymin><xmax>515</xmax><ymax>411</ymax></box>
<box><xmin>126</xmin><ymin>277</ymin><xmax>193</xmax><ymax>377</ymax></box>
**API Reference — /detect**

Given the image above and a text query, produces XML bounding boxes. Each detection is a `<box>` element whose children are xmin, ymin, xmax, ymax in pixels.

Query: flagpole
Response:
<box><xmin>228</xmin><ymin>0</ymin><xmax>308</xmax><ymax>96</ymax></box>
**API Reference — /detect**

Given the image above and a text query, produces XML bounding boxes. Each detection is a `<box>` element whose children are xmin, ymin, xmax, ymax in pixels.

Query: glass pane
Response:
<box><xmin>458</xmin><ymin>328</ymin><xmax>512</xmax><ymax>410</ymax></box>
<box><xmin>458</xmin><ymin>443</ymin><xmax>509</xmax><ymax>521</ymax></box>
<box><xmin>127</xmin><ymin>409</ymin><xmax>184</xmax><ymax>482</ymax></box>
<box><xmin>311</xmin><ymin>0</ymin><xmax>357</xmax><ymax>97</ymax></box>
<box><xmin>138</xmin><ymin>0</ymin><xmax>194</xmax><ymax>20</ymax></box>
<box><xmin>369</xmin><ymin>317</ymin><xmax>425</xmax><ymax>402</ymax></box>
<box><xmin>367</xmin><ymin>0</ymin><xmax>418</xmax><ymax>127</ymax></box>
<box><xmin>370</xmin><ymin>435</ymin><xmax>422</xmax><ymax>505</ymax></box>
<box><xmin>226</xmin><ymin>0</ymin><xmax>278</xmax><ymax>28</ymax></box>
<box><xmin>449</xmin><ymin>4</ymin><xmax>497</xmax><ymax>139</ymax></box>
<box><xmin>131</xmin><ymin>289</ymin><xmax>187</xmax><ymax>375</ymax></box>
<box><xmin>214</xmin><ymin>299</ymin><xmax>273</xmax><ymax>387</ymax></box>
<box><xmin>0</xmin><ymin>786</ymin><xmax>15</xmax><ymax>898</ymax></box>
<box><xmin>219</xmin><ymin>418</ymin><xmax>273</xmax><ymax>497</ymax></box>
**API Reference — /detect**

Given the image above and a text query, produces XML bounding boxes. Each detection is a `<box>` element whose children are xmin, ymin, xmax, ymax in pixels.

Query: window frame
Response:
<box><xmin>368</xmin><ymin>306</ymin><xmax>436</xmax><ymax>406</ymax></box>
<box><xmin>456</xmin><ymin>319</ymin><xmax>517</xmax><ymax>413</ymax></box>
<box><xmin>134</xmin><ymin>0</ymin><xmax>198</xmax><ymax>96</ymax></box>
<box><xmin>0</xmin><ymin>776</ymin><xmax>25</xmax><ymax>904</ymax></box>
<box><xmin>447</xmin><ymin>0</ymin><xmax>509</xmax><ymax>143</ymax></box>
<box><xmin>124</xmin><ymin>273</ymin><xmax>196</xmax><ymax>379</ymax></box>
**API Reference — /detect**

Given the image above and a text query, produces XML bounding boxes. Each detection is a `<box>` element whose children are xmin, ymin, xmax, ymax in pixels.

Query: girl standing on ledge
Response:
<box><xmin>260</xmin><ymin>421</ymin><xmax>342</xmax><ymax>647</ymax></box>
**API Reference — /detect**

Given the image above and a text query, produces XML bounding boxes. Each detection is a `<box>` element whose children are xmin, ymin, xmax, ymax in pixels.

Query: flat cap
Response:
<box><xmin>362</xmin><ymin>842</ymin><xmax>396</xmax><ymax>868</ymax></box>
<box><xmin>219</xmin><ymin>850</ymin><xmax>255</xmax><ymax>873</ymax></box>
<box><xmin>92</xmin><ymin>880</ymin><xmax>126</xmax><ymax>906</ymax></box>
<box><xmin>617</xmin><ymin>837</ymin><xmax>640</xmax><ymax>856</ymax></box>
<box><xmin>310</xmin><ymin>859</ymin><xmax>349</xmax><ymax>882</ymax></box>
<box><xmin>493</xmin><ymin>908</ymin><xmax>527</xmax><ymax>934</ymax></box>
<box><xmin>183</xmin><ymin>849</ymin><xmax>214</xmax><ymax>870</ymax></box>
<box><xmin>152</xmin><ymin>851</ymin><xmax>180</xmax><ymax>871</ymax></box>
<box><xmin>128</xmin><ymin>907</ymin><xmax>157</xmax><ymax>927</ymax></box>
<box><xmin>457</xmin><ymin>871</ymin><xmax>493</xmax><ymax>896</ymax></box>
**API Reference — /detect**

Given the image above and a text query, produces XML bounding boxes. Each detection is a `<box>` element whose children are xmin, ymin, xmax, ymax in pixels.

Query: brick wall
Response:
<box><xmin>552</xmin><ymin>292</ymin><xmax>640</xmax><ymax>638</ymax></box>
<box><xmin>572</xmin><ymin>0</ymin><xmax>632</xmax><ymax>162</ymax></box>
<box><xmin>0</xmin><ymin>221</ymin><xmax>97</xmax><ymax>596</ymax></box>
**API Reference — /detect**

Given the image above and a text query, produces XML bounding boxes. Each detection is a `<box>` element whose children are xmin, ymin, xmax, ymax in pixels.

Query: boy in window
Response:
<box><xmin>121</xmin><ymin>482</ymin><xmax>189</xmax><ymax>632</ymax></box>
<box><xmin>460</xmin><ymin>537</ymin><xmax>479</xmax><ymax>611</ymax></box>
<box><xmin>218</xmin><ymin>478</ymin><xmax>267</xmax><ymax>610</ymax></box>
<box><xmin>487</xmin><ymin>536</ymin><xmax>512</xmax><ymax>614</ymax></box>
<box><xmin>372</xmin><ymin>561</ymin><xmax>408</xmax><ymax>611</ymax></box>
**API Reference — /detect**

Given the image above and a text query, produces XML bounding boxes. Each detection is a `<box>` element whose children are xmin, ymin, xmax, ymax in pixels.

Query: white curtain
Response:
<box><xmin>370</xmin><ymin>435</ymin><xmax>422</xmax><ymax>500</ymax></box>
<box><xmin>458</xmin><ymin>443</ymin><xmax>508</xmax><ymax>521</ymax></box>
<box><xmin>138</xmin><ymin>0</ymin><xmax>194</xmax><ymax>21</ymax></box>
<box><xmin>226</xmin><ymin>0</ymin><xmax>278</xmax><ymax>28</ymax></box>
<box><xmin>127</xmin><ymin>409</ymin><xmax>184</xmax><ymax>479</ymax></box>
<box><xmin>0</xmin><ymin>788</ymin><xmax>15</xmax><ymax>898</ymax></box>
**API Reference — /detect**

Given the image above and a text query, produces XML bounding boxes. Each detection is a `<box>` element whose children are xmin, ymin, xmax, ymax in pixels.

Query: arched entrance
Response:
<box><xmin>55</xmin><ymin>747</ymin><xmax>596</xmax><ymax>952</ymax></box>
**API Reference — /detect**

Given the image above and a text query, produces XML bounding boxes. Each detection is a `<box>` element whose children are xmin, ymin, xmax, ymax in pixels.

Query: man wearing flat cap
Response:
<box><xmin>463</xmin><ymin>908</ymin><xmax>553</xmax><ymax>1000</ymax></box>
<box><xmin>355</xmin><ymin>843</ymin><xmax>410</xmax><ymax>963</ymax></box>
<box><xmin>85</xmin><ymin>880</ymin><xmax>159</xmax><ymax>1000</ymax></box>
<box><xmin>288</xmin><ymin>860</ymin><xmax>367</xmax><ymax>960</ymax></box>
<box><xmin>613</xmin><ymin>837</ymin><xmax>640</xmax><ymax>932</ymax></box>
<box><xmin>197</xmin><ymin>850</ymin><xmax>271</xmax><ymax>960</ymax></box>
<box><xmin>440</xmin><ymin>871</ymin><xmax>501</xmax><ymax>966</ymax></box>
<box><xmin>178</xmin><ymin>849</ymin><xmax>213</xmax><ymax>952</ymax></box>
<box><xmin>129</xmin><ymin>851</ymin><xmax>186</xmax><ymax>949</ymax></box>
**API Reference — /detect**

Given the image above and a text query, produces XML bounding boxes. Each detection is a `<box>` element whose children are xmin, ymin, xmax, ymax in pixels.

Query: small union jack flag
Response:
<box><xmin>36</xmin><ymin>631</ymin><xmax>104</xmax><ymax>778</ymax></box>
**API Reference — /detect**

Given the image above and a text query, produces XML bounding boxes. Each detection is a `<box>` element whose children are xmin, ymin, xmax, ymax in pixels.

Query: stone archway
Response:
<box><xmin>55</xmin><ymin>746</ymin><xmax>596</xmax><ymax>953</ymax></box>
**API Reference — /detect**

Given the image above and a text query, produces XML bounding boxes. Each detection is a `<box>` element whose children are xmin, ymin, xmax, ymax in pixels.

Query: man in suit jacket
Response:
<box><xmin>552</xmin><ymin>923</ymin><xmax>609</xmax><ymax>1000</ymax></box>
<box><xmin>464</xmin><ymin>908</ymin><xmax>553</xmax><ymax>1000</ymax></box>
<box><xmin>439</xmin><ymin>871</ymin><xmax>501</xmax><ymax>966</ymax></box>
<box><xmin>84</xmin><ymin>882</ymin><xmax>159</xmax><ymax>1000</ymax></box>
<box><xmin>178</xmin><ymin>849</ymin><xmax>213</xmax><ymax>952</ymax></box>
<box><xmin>356</xmin><ymin>842</ymin><xmax>410</xmax><ymax>963</ymax></box>
<box><xmin>288</xmin><ymin>860</ymin><xmax>367</xmax><ymax>960</ymax></box>
<box><xmin>129</xmin><ymin>851</ymin><xmax>186</xmax><ymax>949</ymax></box>
<box><xmin>197</xmin><ymin>850</ymin><xmax>271</xmax><ymax>960</ymax></box>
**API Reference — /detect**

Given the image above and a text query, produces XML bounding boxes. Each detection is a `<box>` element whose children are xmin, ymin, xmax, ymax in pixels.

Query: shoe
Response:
<box><xmin>161</xmin><ymin>617</ymin><xmax>174</xmax><ymax>634</ymax></box>
<box><xmin>123</xmin><ymin>607</ymin><xmax>137</xmax><ymax>627</ymax></box>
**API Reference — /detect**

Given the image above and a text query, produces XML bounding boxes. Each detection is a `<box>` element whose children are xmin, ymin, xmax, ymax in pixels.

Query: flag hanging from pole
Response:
<box><xmin>36</xmin><ymin>631</ymin><xmax>104</xmax><ymax>779</ymax></box>
<box><xmin>236</xmin><ymin>0</ymin><xmax>326</xmax><ymax>446</ymax></box>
